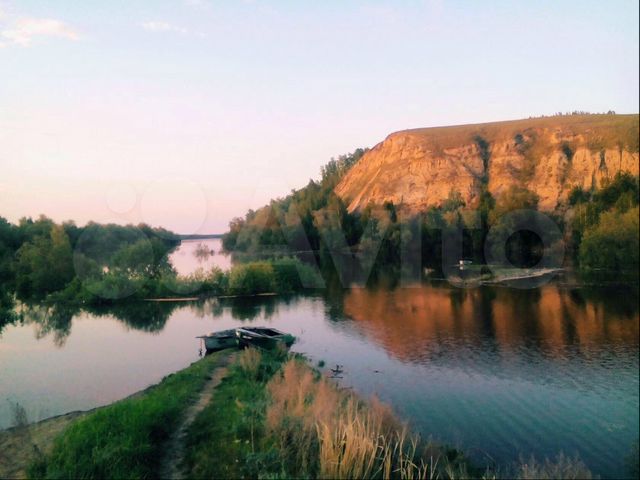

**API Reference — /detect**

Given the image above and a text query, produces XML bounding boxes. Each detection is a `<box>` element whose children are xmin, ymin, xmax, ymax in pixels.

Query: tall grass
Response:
<box><xmin>238</xmin><ymin>347</ymin><xmax>262</xmax><ymax>379</ymax></box>
<box><xmin>265</xmin><ymin>359</ymin><xmax>447</xmax><ymax>479</ymax></box>
<box><xmin>264</xmin><ymin>360</ymin><xmax>594</xmax><ymax>480</ymax></box>
<box><xmin>515</xmin><ymin>453</ymin><xmax>593</xmax><ymax>480</ymax></box>
<box><xmin>135</xmin><ymin>349</ymin><xmax>597</xmax><ymax>480</ymax></box>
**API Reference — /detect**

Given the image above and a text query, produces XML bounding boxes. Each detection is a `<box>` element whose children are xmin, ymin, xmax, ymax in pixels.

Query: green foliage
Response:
<box><xmin>0</xmin><ymin>216</ymin><xmax>180</xmax><ymax>303</ymax></box>
<box><xmin>490</xmin><ymin>185</ymin><xmax>539</xmax><ymax>224</ymax></box>
<box><xmin>15</xmin><ymin>225</ymin><xmax>75</xmax><ymax>299</ymax></box>
<box><xmin>111</xmin><ymin>239</ymin><xmax>153</xmax><ymax>276</ymax></box>
<box><xmin>30</xmin><ymin>352</ymin><xmax>227</xmax><ymax>480</ymax></box>
<box><xmin>83</xmin><ymin>272</ymin><xmax>145</xmax><ymax>300</ymax></box>
<box><xmin>320</xmin><ymin>149</ymin><xmax>365</xmax><ymax>183</ymax></box>
<box><xmin>568</xmin><ymin>186</ymin><xmax>590</xmax><ymax>205</ymax></box>
<box><xmin>182</xmin><ymin>350</ymin><xmax>288</xmax><ymax>479</ymax></box>
<box><xmin>270</xmin><ymin>257</ymin><xmax>324</xmax><ymax>291</ymax></box>
<box><xmin>0</xmin><ymin>217</ymin><xmax>20</xmax><ymax>327</ymax></box>
<box><xmin>579</xmin><ymin>206</ymin><xmax>639</xmax><ymax>272</ymax></box>
<box><xmin>570</xmin><ymin>173</ymin><xmax>639</xmax><ymax>268</ymax></box>
<box><xmin>442</xmin><ymin>190</ymin><xmax>466</xmax><ymax>212</ymax></box>
<box><xmin>0</xmin><ymin>216</ymin><xmax>179</xmax><ymax>303</ymax></box>
<box><xmin>0</xmin><ymin>288</ymin><xmax>18</xmax><ymax>333</ymax></box>
<box><xmin>222</xmin><ymin>149</ymin><xmax>366</xmax><ymax>254</ymax></box>
<box><xmin>228</xmin><ymin>262</ymin><xmax>276</xmax><ymax>295</ymax></box>
<box><xmin>474</xmin><ymin>135</ymin><xmax>491</xmax><ymax>175</ymax></box>
<box><xmin>592</xmin><ymin>172</ymin><xmax>639</xmax><ymax>211</ymax></box>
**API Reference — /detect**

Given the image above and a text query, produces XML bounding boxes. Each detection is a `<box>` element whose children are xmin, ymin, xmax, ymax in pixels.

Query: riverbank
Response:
<box><xmin>20</xmin><ymin>351</ymin><xmax>231</xmax><ymax>479</ymax></box>
<box><xmin>180</xmin><ymin>349</ymin><xmax>595</xmax><ymax>479</ymax></box>
<box><xmin>0</xmin><ymin>411</ymin><xmax>87</xmax><ymax>479</ymax></box>
<box><xmin>3</xmin><ymin>347</ymin><xmax>603</xmax><ymax>479</ymax></box>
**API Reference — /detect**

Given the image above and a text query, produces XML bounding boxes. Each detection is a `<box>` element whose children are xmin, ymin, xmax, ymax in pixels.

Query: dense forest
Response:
<box><xmin>0</xmin><ymin>219</ymin><xmax>179</xmax><ymax>321</ymax></box>
<box><xmin>222</xmin><ymin>151</ymin><xmax>639</xmax><ymax>283</ymax></box>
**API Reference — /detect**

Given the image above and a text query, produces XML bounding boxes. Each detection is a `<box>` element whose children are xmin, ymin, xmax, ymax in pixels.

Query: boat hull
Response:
<box><xmin>198</xmin><ymin>329</ymin><xmax>238</xmax><ymax>351</ymax></box>
<box><xmin>235</xmin><ymin>328</ymin><xmax>294</xmax><ymax>350</ymax></box>
<box><xmin>202</xmin><ymin>336</ymin><xmax>237</xmax><ymax>351</ymax></box>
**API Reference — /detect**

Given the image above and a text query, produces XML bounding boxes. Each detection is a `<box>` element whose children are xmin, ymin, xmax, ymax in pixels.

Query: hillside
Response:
<box><xmin>335</xmin><ymin>114</ymin><xmax>639</xmax><ymax>212</ymax></box>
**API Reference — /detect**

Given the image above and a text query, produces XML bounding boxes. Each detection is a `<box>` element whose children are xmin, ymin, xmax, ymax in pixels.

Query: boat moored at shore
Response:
<box><xmin>197</xmin><ymin>329</ymin><xmax>238</xmax><ymax>351</ymax></box>
<box><xmin>235</xmin><ymin>327</ymin><xmax>295</xmax><ymax>350</ymax></box>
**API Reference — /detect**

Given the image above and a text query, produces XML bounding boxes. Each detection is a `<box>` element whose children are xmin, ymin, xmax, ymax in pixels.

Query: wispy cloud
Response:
<box><xmin>1</xmin><ymin>17</ymin><xmax>79</xmax><ymax>47</ymax></box>
<box><xmin>141</xmin><ymin>21</ymin><xmax>188</xmax><ymax>34</ymax></box>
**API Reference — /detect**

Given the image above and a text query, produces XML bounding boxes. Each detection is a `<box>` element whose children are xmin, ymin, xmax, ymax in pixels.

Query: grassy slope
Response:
<box><xmin>29</xmin><ymin>351</ymin><xmax>230</xmax><ymax>479</ymax></box>
<box><xmin>395</xmin><ymin>114</ymin><xmax>639</xmax><ymax>151</ymax></box>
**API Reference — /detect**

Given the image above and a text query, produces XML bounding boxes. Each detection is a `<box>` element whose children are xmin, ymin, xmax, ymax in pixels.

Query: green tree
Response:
<box><xmin>579</xmin><ymin>206</ymin><xmax>639</xmax><ymax>272</ymax></box>
<box><xmin>489</xmin><ymin>185</ymin><xmax>539</xmax><ymax>225</ymax></box>
<box><xmin>15</xmin><ymin>225</ymin><xmax>75</xmax><ymax>298</ymax></box>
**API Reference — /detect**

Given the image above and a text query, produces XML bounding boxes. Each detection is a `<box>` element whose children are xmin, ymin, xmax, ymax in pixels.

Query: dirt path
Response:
<box><xmin>159</xmin><ymin>352</ymin><xmax>236</xmax><ymax>480</ymax></box>
<box><xmin>0</xmin><ymin>353</ymin><xmax>236</xmax><ymax>479</ymax></box>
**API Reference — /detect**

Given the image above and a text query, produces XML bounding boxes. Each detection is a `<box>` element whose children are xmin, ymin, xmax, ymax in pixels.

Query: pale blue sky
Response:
<box><xmin>1</xmin><ymin>0</ymin><xmax>638</xmax><ymax>233</ymax></box>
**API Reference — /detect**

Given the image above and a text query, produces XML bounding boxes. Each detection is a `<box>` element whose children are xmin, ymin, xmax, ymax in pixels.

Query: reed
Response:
<box><xmin>265</xmin><ymin>358</ymin><xmax>440</xmax><ymax>479</ymax></box>
<box><xmin>516</xmin><ymin>453</ymin><xmax>593</xmax><ymax>480</ymax></box>
<box><xmin>183</xmin><ymin>354</ymin><xmax>596</xmax><ymax>479</ymax></box>
<box><xmin>238</xmin><ymin>347</ymin><xmax>262</xmax><ymax>379</ymax></box>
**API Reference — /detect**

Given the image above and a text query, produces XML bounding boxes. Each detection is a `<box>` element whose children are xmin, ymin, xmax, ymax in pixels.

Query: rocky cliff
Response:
<box><xmin>335</xmin><ymin>115</ymin><xmax>639</xmax><ymax>212</ymax></box>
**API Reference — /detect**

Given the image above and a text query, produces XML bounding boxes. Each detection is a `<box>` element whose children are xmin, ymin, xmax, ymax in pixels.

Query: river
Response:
<box><xmin>1</xmin><ymin>239</ymin><xmax>638</xmax><ymax>478</ymax></box>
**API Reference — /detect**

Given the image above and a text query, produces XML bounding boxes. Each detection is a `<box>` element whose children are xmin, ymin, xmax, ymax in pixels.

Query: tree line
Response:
<box><xmin>0</xmin><ymin>215</ymin><xmax>323</xmax><ymax>332</ymax></box>
<box><xmin>221</xmin><ymin>150</ymin><xmax>639</xmax><ymax>284</ymax></box>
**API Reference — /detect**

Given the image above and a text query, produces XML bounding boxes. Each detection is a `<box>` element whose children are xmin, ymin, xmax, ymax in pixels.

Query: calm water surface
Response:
<box><xmin>1</xmin><ymin>239</ymin><xmax>638</xmax><ymax>478</ymax></box>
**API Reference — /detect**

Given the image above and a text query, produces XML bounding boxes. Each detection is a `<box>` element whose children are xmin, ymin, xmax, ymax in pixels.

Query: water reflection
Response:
<box><xmin>2</xmin><ymin>280</ymin><xmax>638</xmax><ymax>478</ymax></box>
<box><xmin>342</xmin><ymin>284</ymin><xmax>639</xmax><ymax>365</ymax></box>
<box><xmin>16</xmin><ymin>300</ymin><xmax>185</xmax><ymax>345</ymax></box>
<box><xmin>11</xmin><ymin>295</ymin><xmax>289</xmax><ymax>345</ymax></box>
<box><xmin>169</xmin><ymin>238</ymin><xmax>232</xmax><ymax>275</ymax></box>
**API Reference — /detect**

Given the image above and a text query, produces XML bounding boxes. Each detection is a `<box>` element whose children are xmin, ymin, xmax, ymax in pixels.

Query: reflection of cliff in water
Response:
<box><xmin>342</xmin><ymin>284</ymin><xmax>639</xmax><ymax>388</ymax></box>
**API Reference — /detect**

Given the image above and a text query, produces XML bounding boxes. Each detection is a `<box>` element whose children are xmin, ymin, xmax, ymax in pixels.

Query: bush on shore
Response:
<box><xmin>36</xmin><ymin>256</ymin><xmax>323</xmax><ymax>306</ymax></box>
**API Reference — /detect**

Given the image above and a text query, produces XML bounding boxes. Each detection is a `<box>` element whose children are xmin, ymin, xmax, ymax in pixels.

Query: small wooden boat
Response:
<box><xmin>197</xmin><ymin>329</ymin><xmax>238</xmax><ymax>351</ymax></box>
<box><xmin>235</xmin><ymin>327</ymin><xmax>295</xmax><ymax>350</ymax></box>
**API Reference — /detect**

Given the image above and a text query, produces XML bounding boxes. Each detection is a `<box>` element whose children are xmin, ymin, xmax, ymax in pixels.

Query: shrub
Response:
<box><xmin>228</xmin><ymin>262</ymin><xmax>276</xmax><ymax>295</ymax></box>
<box><xmin>579</xmin><ymin>206</ymin><xmax>639</xmax><ymax>272</ymax></box>
<box><xmin>271</xmin><ymin>257</ymin><xmax>324</xmax><ymax>291</ymax></box>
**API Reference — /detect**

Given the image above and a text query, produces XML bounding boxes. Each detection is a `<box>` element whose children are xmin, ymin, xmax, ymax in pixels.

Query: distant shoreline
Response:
<box><xmin>178</xmin><ymin>234</ymin><xmax>223</xmax><ymax>240</ymax></box>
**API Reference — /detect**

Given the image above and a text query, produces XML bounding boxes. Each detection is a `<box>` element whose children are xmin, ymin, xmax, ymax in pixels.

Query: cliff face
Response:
<box><xmin>335</xmin><ymin>115</ymin><xmax>639</xmax><ymax>212</ymax></box>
